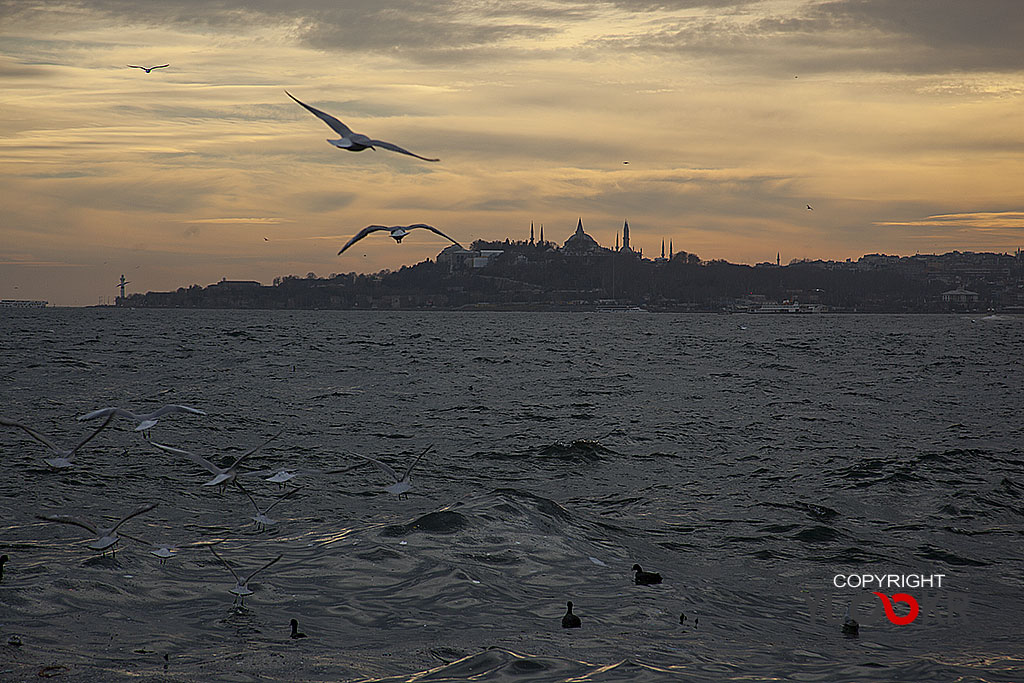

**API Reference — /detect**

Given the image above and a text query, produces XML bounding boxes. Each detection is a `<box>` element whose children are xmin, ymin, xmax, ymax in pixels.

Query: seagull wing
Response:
<box><xmin>151</xmin><ymin>64</ymin><xmax>169</xmax><ymax>69</ymax></box>
<box><xmin>77</xmin><ymin>407</ymin><xmax>135</xmax><ymax>422</ymax></box>
<box><xmin>323</xmin><ymin>461</ymin><xmax>370</xmax><ymax>475</ymax></box>
<box><xmin>285</xmin><ymin>91</ymin><xmax>354</xmax><ymax>137</ymax></box>
<box><xmin>264</xmin><ymin>487</ymin><xmax>301</xmax><ymax>513</ymax></box>
<box><xmin>367</xmin><ymin>138</ymin><xmax>439</xmax><ymax>162</ymax></box>
<box><xmin>353</xmin><ymin>453</ymin><xmax>400</xmax><ymax>483</ymax></box>
<box><xmin>149</xmin><ymin>404</ymin><xmax>207</xmax><ymax>419</ymax></box>
<box><xmin>338</xmin><ymin>225</ymin><xmax>390</xmax><ymax>255</ymax></box>
<box><xmin>228</xmin><ymin>429</ymin><xmax>283</xmax><ymax>471</ymax></box>
<box><xmin>208</xmin><ymin>545</ymin><xmax>242</xmax><ymax>583</ymax></box>
<box><xmin>127</xmin><ymin>65</ymin><xmax>144</xmax><ymax>69</ymax></box>
<box><xmin>68</xmin><ymin>412</ymin><xmax>116</xmax><ymax>455</ymax></box>
<box><xmin>403</xmin><ymin>444</ymin><xmax>433</xmax><ymax>480</ymax></box>
<box><xmin>408</xmin><ymin>224</ymin><xmax>463</xmax><ymax>248</ymax></box>
<box><xmin>235</xmin><ymin>481</ymin><xmax>261</xmax><ymax>514</ymax></box>
<box><xmin>111</xmin><ymin>502</ymin><xmax>158</xmax><ymax>531</ymax></box>
<box><xmin>1</xmin><ymin>418</ymin><xmax>60</xmax><ymax>453</ymax></box>
<box><xmin>244</xmin><ymin>553</ymin><xmax>283</xmax><ymax>583</ymax></box>
<box><xmin>151</xmin><ymin>442</ymin><xmax>222</xmax><ymax>475</ymax></box>
<box><xmin>36</xmin><ymin>514</ymin><xmax>98</xmax><ymax>535</ymax></box>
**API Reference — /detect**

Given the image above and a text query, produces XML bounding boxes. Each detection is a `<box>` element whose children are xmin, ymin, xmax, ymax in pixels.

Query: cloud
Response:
<box><xmin>181</xmin><ymin>217</ymin><xmax>292</xmax><ymax>224</ymax></box>
<box><xmin>876</xmin><ymin>211</ymin><xmax>1024</xmax><ymax>230</ymax></box>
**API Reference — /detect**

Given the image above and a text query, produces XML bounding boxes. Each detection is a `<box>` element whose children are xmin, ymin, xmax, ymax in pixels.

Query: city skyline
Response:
<box><xmin>2</xmin><ymin>0</ymin><xmax>1023</xmax><ymax>306</ymax></box>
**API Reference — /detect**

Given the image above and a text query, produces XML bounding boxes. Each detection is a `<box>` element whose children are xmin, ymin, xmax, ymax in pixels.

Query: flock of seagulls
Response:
<box><xmin>5</xmin><ymin>401</ymin><xmax>695</xmax><ymax>642</ymax></box>
<box><xmin>5</xmin><ymin>402</ymin><xmax>437</xmax><ymax>618</ymax></box>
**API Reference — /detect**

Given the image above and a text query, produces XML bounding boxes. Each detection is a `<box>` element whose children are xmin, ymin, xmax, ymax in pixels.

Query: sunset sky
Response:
<box><xmin>2</xmin><ymin>0</ymin><xmax>1023</xmax><ymax>305</ymax></box>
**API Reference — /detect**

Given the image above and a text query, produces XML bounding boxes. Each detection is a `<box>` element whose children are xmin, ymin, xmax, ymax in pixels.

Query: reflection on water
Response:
<box><xmin>0</xmin><ymin>310</ymin><xmax>1022</xmax><ymax>681</ymax></box>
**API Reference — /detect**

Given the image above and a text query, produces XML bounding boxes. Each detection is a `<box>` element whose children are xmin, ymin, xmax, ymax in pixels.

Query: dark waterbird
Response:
<box><xmin>632</xmin><ymin>563</ymin><xmax>662</xmax><ymax>585</ymax></box>
<box><xmin>561</xmin><ymin>601</ymin><xmax>581</xmax><ymax>628</ymax></box>
<box><xmin>290</xmin><ymin>619</ymin><xmax>307</xmax><ymax>639</ymax></box>
<box><xmin>842</xmin><ymin>605</ymin><xmax>859</xmax><ymax>637</ymax></box>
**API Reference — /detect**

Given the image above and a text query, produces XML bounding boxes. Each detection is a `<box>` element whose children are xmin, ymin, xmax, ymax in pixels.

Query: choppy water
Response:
<box><xmin>1</xmin><ymin>310</ymin><xmax>1022</xmax><ymax>682</ymax></box>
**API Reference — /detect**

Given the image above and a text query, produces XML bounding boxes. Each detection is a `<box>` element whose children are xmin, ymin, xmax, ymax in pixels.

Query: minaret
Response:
<box><xmin>530</xmin><ymin>222</ymin><xmax>534</xmax><ymax>245</ymax></box>
<box><xmin>661</xmin><ymin>239</ymin><xmax>665</xmax><ymax>259</ymax></box>
<box><xmin>669</xmin><ymin>240</ymin><xmax>673</xmax><ymax>259</ymax></box>
<box><xmin>615</xmin><ymin>232</ymin><xmax>619</xmax><ymax>250</ymax></box>
<box><xmin>622</xmin><ymin>220</ymin><xmax>630</xmax><ymax>251</ymax></box>
<box><xmin>777</xmin><ymin>252</ymin><xmax>780</xmax><ymax>266</ymax></box>
<box><xmin>540</xmin><ymin>224</ymin><xmax>544</xmax><ymax>244</ymax></box>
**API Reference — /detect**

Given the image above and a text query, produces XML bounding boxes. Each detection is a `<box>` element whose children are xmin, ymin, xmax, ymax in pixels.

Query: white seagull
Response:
<box><xmin>150</xmin><ymin>430</ymin><xmax>282</xmax><ymax>490</ymax></box>
<box><xmin>241</xmin><ymin>460</ymin><xmax>368</xmax><ymax>487</ymax></box>
<box><xmin>36</xmin><ymin>503</ymin><xmax>158</xmax><ymax>555</ymax></box>
<box><xmin>1</xmin><ymin>413</ymin><xmax>115</xmax><ymax>469</ymax></box>
<box><xmin>286</xmin><ymin>91</ymin><xmax>439</xmax><ymax>162</ymax></box>
<box><xmin>128</xmin><ymin>64</ymin><xmax>169</xmax><ymax>73</ymax></box>
<box><xmin>354</xmin><ymin>445</ymin><xmax>433</xmax><ymax>498</ymax></box>
<box><xmin>208</xmin><ymin>545</ymin><xmax>282</xmax><ymax>604</ymax></box>
<box><xmin>237</xmin><ymin>485</ymin><xmax>301</xmax><ymax>530</ymax></box>
<box><xmin>337</xmin><ymin>224</ymin><xmax>463</xmax><ymax>255</ymax></box>
<box><xmin>77</xmin><ymin>404</ymin><xmax>206</xmax><ymax>434</ymax></box>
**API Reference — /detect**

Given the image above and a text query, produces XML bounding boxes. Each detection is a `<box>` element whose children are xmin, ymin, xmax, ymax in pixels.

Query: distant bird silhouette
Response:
<box><xmin>623</xmin><ymin>161</ymin><xmax>629</xmax><ymax>164</ymax></box>
<box><xmin>632</xmin><ymin>563</ymin><xmax>662</xmax><ymax>585</ymax></box>
<box><xmin>289</xmin><ymin>619</ymin><xmax>308</xmax><ymax>639</ymax></box>
<box><xmin>286</xmin><ymin>91</ymin><xmax>439</xmax><ymax>162</ymax></box>
<box><xmin>353</xmin><ymin>445</ymin><xmax>433</xmax><ymax>498</ymax></box>
<box><xmin>2</xmin><ymin>413</ymin><xmax>114</xmax><ymax>469</ymax></box>
<box><xmin>0</xmin><ymin>554</ymin><xmax>8</xmax><ymax>582</ymax></box>
<box><xmin>806</xmin><ymin>204</ymin><xmax>813</xmax><ymax>210</ymax></box>
<box><xmin>36</xmin><ymin>503</ymin><xmax>157</xmax><ymax>555</ymax></box>
<box><xmin>128</xmin><ymin>64</ymin><xmax>169</xmax><ymax>73</ymax></box>
<box><xmin>561</xmin><ymin>601</ymin><xmax>581</xmax><ymax>628</ymax></box>
<box><xmin>337</xmin><ymin>224</ymin><xmax>462</xmax><ymax>255</ymax></box>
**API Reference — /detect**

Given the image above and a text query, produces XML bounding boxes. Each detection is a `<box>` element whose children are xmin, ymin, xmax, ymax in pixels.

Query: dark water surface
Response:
<box><xmin>1</xmin><ymin>310</ymin><xmax>1021</xmax><ymax>682</ymax></box>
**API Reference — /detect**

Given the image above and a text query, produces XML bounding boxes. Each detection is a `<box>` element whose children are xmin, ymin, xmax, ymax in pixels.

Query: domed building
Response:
<box><xmin>562</xmin><ymin>218</ymin><xmax>603</xmax><ymax>255</ymax></box>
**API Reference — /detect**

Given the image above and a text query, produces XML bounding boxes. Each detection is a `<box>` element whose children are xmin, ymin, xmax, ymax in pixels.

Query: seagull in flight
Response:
<box><xmin>354</xmin><ymin>445</ymin><xmax>433</xmax><ymax>498</ymax></box>
<box><xmin>2</xmin><ymin>413</ymin><xmax>114</xmax><ymax>469</ymax></box>
<box><xmin>285</xmin><ymin>91</ymin><xmax>439</xmax><ymax>162</ymax></box>
<box><xmin>241</xmin><ymin>460</ymin><xmax>367</xmax><ymax>487</ymax></box>
<box><xmin>806</xmin><ymin>204</ymin><xmax>814</xmax><ymax>210</ymax></box>
<box><xmin>78</xmin><ymin>404</ymin><xmax>206</xmax><ymax>435</ymax></box>
<box><xmin>337</xmin><ymin>224</ymin><xmax>462</xmax><ymax>255</ymax></box>
<box><xmin>237</xmin><ymin>484</ymin><xmax>301</xmax><ymax>530</ymax></box>
<box><xmin>36</xmin><ymin>503</ymin><xmax>157</xmax><ymax>555</ymax></box>
<box><xmin>128</xmin><ymin>64</ymin><xmax>169</xmax><ymax>73</ymax></box>
<box><xmin>208</xmin><ymin>545</ymin><xmax>282</xmax><ymax>604</ymax></box>
<box><xmin>150</xmin><ymin>430</ymin><xmax>282</xmax><ymax>491</ymax></box>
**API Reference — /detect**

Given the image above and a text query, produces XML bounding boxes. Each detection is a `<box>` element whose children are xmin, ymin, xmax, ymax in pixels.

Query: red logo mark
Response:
<box><xmin>872</xmin><ymin>592</ymin><xmax>920</xmax><ymax>625</ymax></box>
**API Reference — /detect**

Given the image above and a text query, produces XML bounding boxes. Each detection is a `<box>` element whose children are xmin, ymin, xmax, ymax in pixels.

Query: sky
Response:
<box><xmin>1</xmin><ymin>0</ymin><xmax>1023</xmax><ymax>306</ymax></box>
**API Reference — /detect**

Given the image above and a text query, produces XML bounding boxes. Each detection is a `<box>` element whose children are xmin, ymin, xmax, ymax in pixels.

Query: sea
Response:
<box><xmin>0</xmin><ymin>309</ymin><xmax>1021</xmax><ymax>682</ymax></box>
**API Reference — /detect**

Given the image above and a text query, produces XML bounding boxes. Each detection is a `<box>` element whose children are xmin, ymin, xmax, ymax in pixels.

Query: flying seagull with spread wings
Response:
<box><xmin>2</xmin><ymin>413</ymin><xmax>114</xmax><ymax>469</ymax></box>
<box><xmin>285</xmin><ymin>91</ymin><xmax>439</xmax><ymax>162</ymax></box>
<box><xmin>128</xmin><ymin>64</ymin><xmax>169</xmax><ymax>73</ymax></box>
<box><xmin>338</xmin><ymin>224</ymin><xmax>462</xmax><ymax>255</ymax></box>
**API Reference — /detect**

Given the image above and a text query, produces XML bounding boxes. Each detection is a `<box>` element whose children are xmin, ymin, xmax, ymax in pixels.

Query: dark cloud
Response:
<box><xmin>586</xmin><ymin>0</ymin><xmax>1024</xmax><ymax>75</ymax></box>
